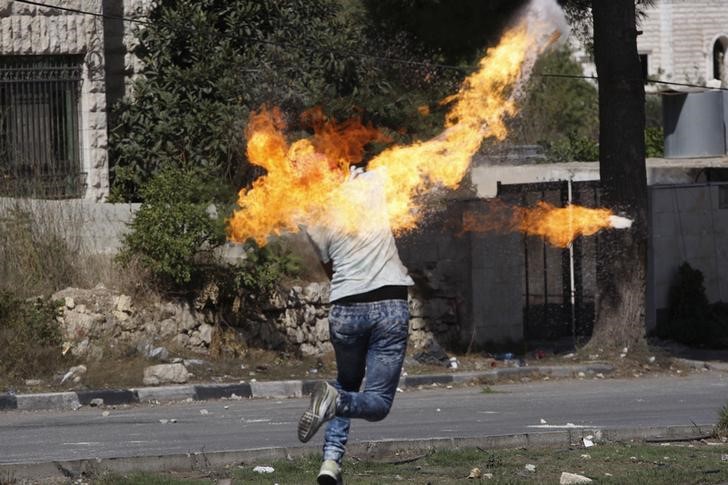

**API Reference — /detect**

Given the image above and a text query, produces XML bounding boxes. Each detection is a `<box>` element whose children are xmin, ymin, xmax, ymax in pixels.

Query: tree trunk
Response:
<box><xmin>589</xmin><ymin>0</ymin><xmax>648</xmax><ymax>350</ymax></box>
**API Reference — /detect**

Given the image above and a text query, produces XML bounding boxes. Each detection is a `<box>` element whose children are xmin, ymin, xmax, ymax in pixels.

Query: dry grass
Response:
<box><xmin>0</xmin><ymin>197</ymin><xmax>157</xmax><ymax>299</ymax></box>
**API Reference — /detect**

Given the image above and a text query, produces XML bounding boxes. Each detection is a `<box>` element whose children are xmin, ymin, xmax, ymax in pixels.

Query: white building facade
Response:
<box><xmin>572</xmin><ymin>0</ymin><xmax>728</xmax><ymax>89</ymax></box>
<box><xmin>0</xmin><ymin>0</ymin><xmax>149</xmax><ymax>201</ymax></box>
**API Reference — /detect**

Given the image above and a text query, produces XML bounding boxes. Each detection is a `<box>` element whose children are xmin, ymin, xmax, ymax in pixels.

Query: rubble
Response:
<box><xmin>560</xmin><ymin>472</ymin><xmax>592</xmax><ymax>484</ymax></box>
<box><xmin>142</xmin><ymin>363</ymin><xmax>190</xmax><ymax>385</ymax></box>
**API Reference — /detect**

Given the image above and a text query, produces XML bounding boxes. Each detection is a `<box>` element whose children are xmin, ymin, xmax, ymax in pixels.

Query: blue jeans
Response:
<box><xmin>322</xmin><ymin>299</ymin><xmax>409</xmax><ymax>464</ymax></box>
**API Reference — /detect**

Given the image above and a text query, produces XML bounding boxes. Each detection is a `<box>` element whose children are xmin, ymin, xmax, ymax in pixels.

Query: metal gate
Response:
<box><xmin>499</xmin><ymin>180</ymin><xmax>600</xmax><ymax>344</ymax></box>
<box><xmin>0</xmin><ymin>55</ymin><xmax>84</xmax><ymax>198</ymax></box>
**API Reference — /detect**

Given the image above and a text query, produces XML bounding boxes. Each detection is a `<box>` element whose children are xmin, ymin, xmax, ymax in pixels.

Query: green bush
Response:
<box><xmin>117</xmin><ymin>167</ymin><xmax>227</xmax><ymax>287</ymax></box>
<box><xmin>234</xmin><ymin>241</ymin><xmax>302</xmax><ymax>296</ymax></box>
<box><xmin>542</xmin><ymin>133</ymin><xmax>599</xmax><ymax>162</ymax></box>
<box><xmin>0</xmin><ymin>292</ymin><xmax>66</xmax><ymax>382</ymax></box>
<box><xmin>645</xmin><ymin>126</ymin><xmax>664</xmax><ymax>158</ymax></box>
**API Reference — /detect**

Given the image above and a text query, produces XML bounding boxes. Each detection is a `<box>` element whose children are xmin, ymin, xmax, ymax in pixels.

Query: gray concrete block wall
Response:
<box><xmin>0</xmin><ymin>197</ymin><xmax>138</xmax><ymax>254</ymax></box>
<box><xmin>649</xmin><ymin>183</ymin><xmax>728</xmax><ymax>326</ymax></box>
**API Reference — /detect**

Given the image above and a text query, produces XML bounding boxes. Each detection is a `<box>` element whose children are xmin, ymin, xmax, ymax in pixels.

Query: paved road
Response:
<box><xmin>1</xmin><ymin>373</ymin><xmax>726</xmax><ymax>465</ymax></box>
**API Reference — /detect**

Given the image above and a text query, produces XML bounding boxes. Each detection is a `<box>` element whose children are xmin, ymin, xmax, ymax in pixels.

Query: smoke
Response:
<box><xmin>523</xmin><ymin>0</ymin><xmax>570</xmax><ymax>42</ymax></box>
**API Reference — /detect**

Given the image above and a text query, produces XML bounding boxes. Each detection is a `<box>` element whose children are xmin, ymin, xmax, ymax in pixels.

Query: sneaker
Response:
<box><xmin>317</xmin><ymin>459</ymin><xmax>342</xmax><ymax>485</ymax></box>
<box><xmin>298</xmin><ymin>381</ymin><xmax>337</xmax><ymax>443</ymax></box>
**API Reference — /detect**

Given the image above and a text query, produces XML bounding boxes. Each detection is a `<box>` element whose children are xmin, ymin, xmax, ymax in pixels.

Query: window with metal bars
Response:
<box><xmin>0</xmin><ymin>55</ymin><xmax>84</xmax><ymax>199</ymax></box>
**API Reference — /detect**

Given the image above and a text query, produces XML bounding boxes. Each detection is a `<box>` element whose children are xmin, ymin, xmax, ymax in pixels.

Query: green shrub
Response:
<box><xmin>645</xmin><ymin>126</ymin><xmax>664</xmax><ymax>158</ymax></box>
<box><xmin>117</xmin><ymin>167</ymin><xmax>227</xmax><ymax>287</ymax></box>
<box><xmin>542</xmin><ymin>133</ymin><xmax>599</xmax><ymax>162</ymax></box>
<box><xmin>0</xmin><ymin>292</ymin><xmax>66</xmax><ymax>383</ymax></box>
<box><xmin>234</xmin><ymin>241</ymin><xmax>302</xmax><ymax>296</ymax></box>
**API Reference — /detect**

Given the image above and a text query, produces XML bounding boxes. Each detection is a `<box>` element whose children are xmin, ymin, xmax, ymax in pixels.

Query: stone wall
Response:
<box><xmin>0</xmin><ymin>0</ymin><xmax>109</xmax><ymax>200</ymax></box>
<box><xmin>637</xmin><ymin>0</ymin><xmax>728</xmax><ymax>86</ymax></box>
<box><xmin>572</xmin><ymin>0</ymin><xmax>728</xmax><ymax>87</ymax></box>
<box><xmin>52</xmin><ymin>282</ymin><xmax>442</xmax><ymax>360</ymax></box>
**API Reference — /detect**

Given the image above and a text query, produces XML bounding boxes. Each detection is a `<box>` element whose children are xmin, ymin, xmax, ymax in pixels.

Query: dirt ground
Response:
<box><xmin>7</xmin><ymin>336</ymin><xmax>722</xmax><ymax>395</ymax></box>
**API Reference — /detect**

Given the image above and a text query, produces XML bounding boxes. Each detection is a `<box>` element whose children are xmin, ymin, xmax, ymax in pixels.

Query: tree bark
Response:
<box><xmin>589</xmin><ymin>0</ymin><xmax>648</xmax><ymax>349</ymax></box>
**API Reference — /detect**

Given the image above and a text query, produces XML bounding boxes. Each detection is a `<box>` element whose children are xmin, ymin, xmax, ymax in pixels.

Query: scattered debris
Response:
<box><xmin>484</xmin><ymin>473</ymin><xmax>493</xmax><ymax>479</ymax></box>
<box><xmin>436</xmin><ymin>408</ymin><xmax>441</xmax><ymax>412</ymax></box>
<box><xmin>596</xmin><ymin>373</ymin><xmax>605</xmax><ymax>379</ymax></box>
<box><xmin>721</xmin><ymin>454</ymin><xmax>728</xmax><ymax>462</ymax></box>
<box><xmin>448</xmin><ymin>357</ymin><xmax>460</xmax><ymax>369</ymax></box>
<box><xmin>580</xmin><ymin>454</ymin><xmax>591</xmax><ymax>459</ymax></box>
<box><xmin>467</xmin><ymin>467</ymin><xmax>482</xmax><ymax>479</ymax></box>
<box><xmin>577</xmin><ymin>372</ymin><xmax>585</xmax><ymax>378</ymax></box>
<box><xmin>540</xmin><ymin>418</ymin><xmax>548</xmax><ymax>424</ymax></box>
<box><xmin>413</xmin><ymin>339</ymin><xmax>450</xmax><ymax>366</ymax></box>
<box><xmin>24</xmin><ymin>379</ymin><xmax>42</xmax><ymax>386</ymax></box>
<box><xmin>60</xmin><ymin>365</ymin><xmax>87</xmax><ymax>385</ymax></box>
<box><xmin>563</xmin><ymin>353</ymin><xmax>575</xmax><ymax>359</ymax></box>
<box><xmin>200</xmin><ymin>409</ymin><xmax>209</xmax><ymax>415</ymax></box>
<box><xmin>525</xmin><ymin>464</ymin><xmax>536</xmax><ymax>472</ymax></box>
<box><xmin>253</xmin><ymin>466</ymin><xmax>275</xmax><ymax>474</ymax></box>
<box><xmin>159</xmin><ymin>419</ymin><xmax>169</xmax><ymax>424</ymax></box>
<box><xmin>560</xmin><ymin>472</ymin><xmax>593</xmax><ymax>484</ymax></box>
<box><xmin>89</xmin><ymin>398</ymin><xmax>104</xmax><ymax>407</ymax></box>
<box><xmin>102</xmin><ymin>411</ymin><xmax>110</xmax><ymax>417</ymax></box>
<box><xmin>583</xmin><ymin>435</ymin><xmax>595</xmax><ymax>448</ymax></box>
<box><xmin>648</xmin><ymin>356</ymin><xmax>656</xmax><ymax>363</ymax></box>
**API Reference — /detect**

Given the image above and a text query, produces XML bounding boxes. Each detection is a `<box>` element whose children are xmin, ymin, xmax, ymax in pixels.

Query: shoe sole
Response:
<box><xmin>317</xmin><ymin>472</ymin><xmax>340</xmax><ymax>485</ymax></box>
<box><xmin>298</xmin><ymin>382</ymin><xmax>335</xmax><ymax>442</ymax></box>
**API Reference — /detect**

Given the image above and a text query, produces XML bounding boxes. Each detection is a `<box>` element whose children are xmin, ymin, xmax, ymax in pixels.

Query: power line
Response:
<box><xmin>13</xmin><ymin>0</ymin><xmax>151</xmax><ymax>25</ymax></box>
<box><xmin>13</xmin><ymin>0</ymin><xmax>728</xmax><ymax>93</ymax></box>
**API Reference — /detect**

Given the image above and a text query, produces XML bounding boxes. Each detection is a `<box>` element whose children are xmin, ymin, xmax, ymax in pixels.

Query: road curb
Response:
<box><xmin>0</xmin><ymin>363</ymin><xmax>614</xmax><ymax>413</ymax></box>
<box><xmin>0</xmin><ymin>424</ymin><xmax>713</xmax><ymax>481</ymax></box>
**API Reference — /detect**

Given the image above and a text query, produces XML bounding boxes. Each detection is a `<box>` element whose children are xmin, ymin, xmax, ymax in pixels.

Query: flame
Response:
<box><xmin>228</xmin><ymin>13</ymin><xmax>561</xmax><ymax>245</ymax></box>
<box><xmin>463</xmin><ymin>201</ymin><xmax>616</xmax><ymax>248</ymax></box>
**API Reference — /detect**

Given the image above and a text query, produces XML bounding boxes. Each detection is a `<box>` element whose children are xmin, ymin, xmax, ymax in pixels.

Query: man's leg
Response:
<box><xmin>336</xmin><ymin>300</ymin><xmax>409</xmax><ymax>421</ymax></box>
<box><xmin>322</xmin><ymin>306</ymin><xmax>369</xmax><ymax>464</ymax></box>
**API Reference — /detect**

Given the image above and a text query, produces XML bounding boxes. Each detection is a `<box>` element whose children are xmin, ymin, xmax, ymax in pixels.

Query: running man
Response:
<box><xmin>298</xmin><ymin>166</ymin><xmax>414</xmax><ymax>485</ymax></box>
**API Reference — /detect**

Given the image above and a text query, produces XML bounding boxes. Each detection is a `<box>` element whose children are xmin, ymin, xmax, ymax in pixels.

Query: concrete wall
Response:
<box><xmin>0</xmin><ymin>197</ymin><xmax>138</xmax><ymax>254</ymax></box>
<box><xmin>648</xmin><ymin>183</ymin><xmax>728</xmax><ymax>329</ymax></box>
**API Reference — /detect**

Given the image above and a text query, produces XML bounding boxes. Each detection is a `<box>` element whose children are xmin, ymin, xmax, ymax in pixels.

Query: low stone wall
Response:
<box><xmin>53</xmin><ymin>282</ymin><xmax>457</xmax><ymax>360</ymax></box>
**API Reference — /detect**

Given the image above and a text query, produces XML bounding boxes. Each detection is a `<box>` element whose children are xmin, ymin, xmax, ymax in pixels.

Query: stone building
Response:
<box><xmin>574</xmin><ymin>0</ymin><xmax>728</xmax><ymax>88</ymax></box>
<box><xmin>0</xmin><ymin>0</ymin><xmax>150</xmax><ymax>201</ymax></box>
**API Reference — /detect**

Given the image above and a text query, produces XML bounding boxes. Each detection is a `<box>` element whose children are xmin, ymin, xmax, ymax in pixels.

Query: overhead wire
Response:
<box><xmin>12</xmin><ymin>0</ymin><xmax>728</xmax><ymax>92</ymax></box>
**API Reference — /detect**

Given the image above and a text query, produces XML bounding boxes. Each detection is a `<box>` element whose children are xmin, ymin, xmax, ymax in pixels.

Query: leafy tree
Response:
<box><xmin>109</xmin><ymin>0</ymin><xmax>458</xmax><ymax>201</ymax></box>
<box><xmin>515</xmin><ymin>46</ymin><xmax>599</xmax><ymax>161</ymax></box>
<box><xmin>362</xmin><ymin>0</ymin><xmax>530</xmax><ymax>64</ymax></box>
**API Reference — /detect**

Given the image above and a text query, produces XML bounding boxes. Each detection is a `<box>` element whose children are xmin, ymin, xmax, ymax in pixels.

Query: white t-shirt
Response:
<box><xmin>305</xmin><ymin>168</ymin><xmax>414</xmax><ymax>302</ymax></box>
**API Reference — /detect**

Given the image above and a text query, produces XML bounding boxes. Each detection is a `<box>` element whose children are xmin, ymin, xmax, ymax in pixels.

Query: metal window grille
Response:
<box><xmin>0</xmin><ymin>55</ymin><xmax>85</xmax><ymax>199</ymax></box>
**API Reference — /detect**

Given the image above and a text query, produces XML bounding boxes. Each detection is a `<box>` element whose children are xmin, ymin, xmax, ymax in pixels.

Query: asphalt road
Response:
<box><xmin>1</xmin><ymin>373</ymin><xmax>726</xmax><ymax>465</ymax></box>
